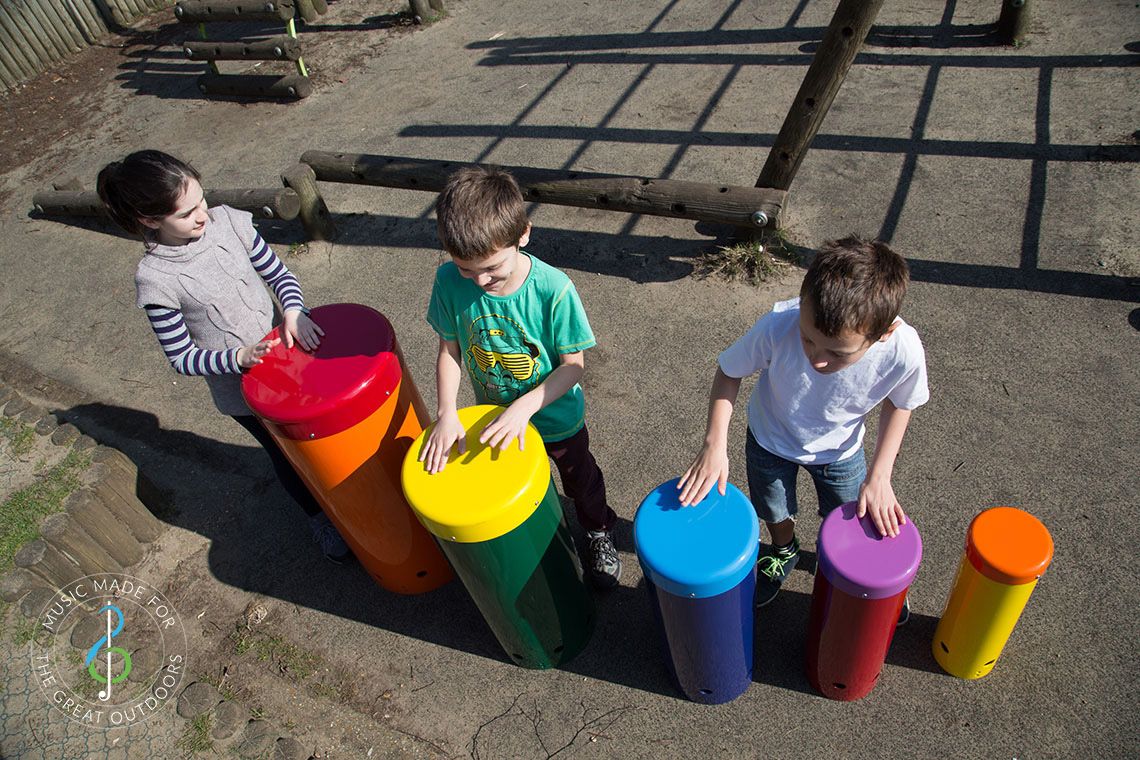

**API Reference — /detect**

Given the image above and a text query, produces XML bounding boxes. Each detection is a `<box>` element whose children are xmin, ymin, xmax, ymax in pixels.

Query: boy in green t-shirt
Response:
<box><xmin>418</xmin><ymin>166</ymin><xmax>621</xmax><ymax>589</ymax></box>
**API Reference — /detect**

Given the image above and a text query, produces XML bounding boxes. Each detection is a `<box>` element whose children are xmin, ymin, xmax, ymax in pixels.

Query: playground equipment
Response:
<box><xmin>31</xmin><ymin>186</ymin><xmax>300</xmax><ymax>221</ymax></box>
<box><xmin>805</xmin><ymin>501</ymin><xmax>921</xmax><ymax>701</ymax></box>
<box><xmin>634</xmin><ymin>479</ymin><xmax>759</xmax><ymax>704</ymax></box>
<box><xmin>932</xmin><ymin>506</ymin><xmax>1053</xmax><ymax>679</ymax></box>
<box><xmin>241</xmin><ymin>303</ymin><xmax>453</xmax><ymax>594</ymax></box>
<box><xmin>401</xmin><ymin>405</ymin><xmax>594</xmax><ymax>669</ymax></box>
<box><xmin>174</xmin><ymin>0</ymin><xmax>327</xmax><ymax>100</ymax></box>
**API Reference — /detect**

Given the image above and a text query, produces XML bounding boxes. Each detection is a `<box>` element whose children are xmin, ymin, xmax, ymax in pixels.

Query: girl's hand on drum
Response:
<box><xmin>283</xmin><ymin>308</ymin><xmax>325</xmax><ymax>352</ymax></box>
<box><xmin>237</xmin><ymin>338</ymin><xmax>281</xmax><ymax>369</ymax></box>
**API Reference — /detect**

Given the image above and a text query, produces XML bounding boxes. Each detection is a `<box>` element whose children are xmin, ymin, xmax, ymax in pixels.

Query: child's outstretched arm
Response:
<box><xmin>677</xmin><ymin>367</ymin><xmax>742</xmax><ymax>506</ymax></box>
<box><xmin>246</xmin><ymin>230</ymin><xmax>324</xmax><ymax>352</ymax></box>
<box><xmin>419</xmin><ymin>338</ymin><xmax>467</xmax><ymax>474</ymax></box>
<box><xmin>859</xmin><ymin>398</ymin><xmax>912</xmax><ymax>538</ymax></box>
<box><xmin>145</xmin><ymin>305</ymin><xmax>279</xmax><ymax>375</ymax></box>
<box><xmin>479</xmin><ymin>352</ymin><xmax>584</xmax><ymax>453</ymax></box>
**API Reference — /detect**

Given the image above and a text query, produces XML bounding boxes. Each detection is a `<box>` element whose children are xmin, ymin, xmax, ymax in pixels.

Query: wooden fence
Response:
<box><xmin>0</xmin><ymin>0</ymin><xmax>173</xmax><ymax>93</ymax></box>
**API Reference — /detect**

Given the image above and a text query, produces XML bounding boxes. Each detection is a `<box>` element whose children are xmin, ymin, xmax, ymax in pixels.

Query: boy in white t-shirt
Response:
<box><xmin>677</xmin><ymin>236</ymin><xmax>929</xmax><ymax>609</ymax></box>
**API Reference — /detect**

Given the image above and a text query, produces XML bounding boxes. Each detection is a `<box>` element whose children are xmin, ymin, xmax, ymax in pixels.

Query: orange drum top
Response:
<box><xmin>241</xmin><ymin>303</ymin><xmax>402</xmax><ymax>440</ymax></box>
<box><xmin>966</xmin><ymin>507</ymin><xmax>1054</xmax><ymax>585</ymax></box>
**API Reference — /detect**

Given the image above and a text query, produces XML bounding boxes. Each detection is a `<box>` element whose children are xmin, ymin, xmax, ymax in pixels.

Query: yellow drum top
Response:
<box><xmin>401</xmin><ymin>405</ymin><xmax>550</xmax><ymax>543</ymax></box>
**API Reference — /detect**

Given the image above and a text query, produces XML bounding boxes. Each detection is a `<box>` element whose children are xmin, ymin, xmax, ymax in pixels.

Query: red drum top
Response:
<box><xmin>241</xmin><ymin>303</ymin><xmax>402</xmax><ymax>440</ymax></box>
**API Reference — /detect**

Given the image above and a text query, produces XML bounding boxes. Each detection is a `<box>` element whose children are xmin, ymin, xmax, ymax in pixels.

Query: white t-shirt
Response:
<box><xmin>719</xmin><ymin>297</ymin><xmax>929</xmax><ymax>465</ymax></box>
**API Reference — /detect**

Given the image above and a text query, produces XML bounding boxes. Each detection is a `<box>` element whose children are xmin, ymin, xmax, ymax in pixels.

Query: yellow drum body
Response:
<box><xmin>932</xmin><ymin>506</ymin><xmax>1052</xmax><ymax>679</ymax></box>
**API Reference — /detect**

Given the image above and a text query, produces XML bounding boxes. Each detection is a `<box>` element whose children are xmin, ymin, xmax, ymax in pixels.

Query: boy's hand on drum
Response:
<box><xmin>237</xmin><ymin>338</ymin><xmax>281</xmax><ymax>369</ymax></box>
<box><xmin>420</xmin><ymin>412</ymin><xmax>467</xmax><ymax>474</ymax></box>
<box><xmin>283</xmin><ymin>308</ymin><xmax>325</xmax><ymax>352</ymax></box>
<box><xmin>479</xmin><ymin>398</ymin><xmax>538</xmax><ymax>454</ymax></box>
<box><xmin>676</xmin><ymin>443</ymin><xmax>730</xmax><ymax>507</ymax></box>
<box><xmin>858</xmin><ymin>474</ymin><xmax>906</xmax><ymax>538</ymax></box>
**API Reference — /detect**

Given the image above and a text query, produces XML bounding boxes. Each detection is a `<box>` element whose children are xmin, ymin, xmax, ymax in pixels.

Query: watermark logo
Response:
<box><xmin>29</xmin><ymin>574</ymin><xmax>188</xmax><ymax>729</ymax></box>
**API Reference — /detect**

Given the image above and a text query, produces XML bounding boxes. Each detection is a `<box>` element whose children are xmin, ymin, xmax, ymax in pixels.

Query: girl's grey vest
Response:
<box><xmin>134</xmin><ymin>206</ymin><xmax>274</xmax><ymax>416</ymax></box>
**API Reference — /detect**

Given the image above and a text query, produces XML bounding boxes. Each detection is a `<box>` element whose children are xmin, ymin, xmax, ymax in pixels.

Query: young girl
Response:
<box><xmin>97</xmin><ymin>149</ymin><xmax>349</xmax><ymax>563</ymax></box>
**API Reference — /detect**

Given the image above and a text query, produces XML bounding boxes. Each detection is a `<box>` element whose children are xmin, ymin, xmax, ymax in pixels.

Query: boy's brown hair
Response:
<box><xmin>800</xmin><ymin>235</ymin><xmax>910</xmax><ymax>340</ymax></box>
<box><xmin>435</xmin><ymin>166</ymin><xmax>529</xmax><ymax>260</ymax></box>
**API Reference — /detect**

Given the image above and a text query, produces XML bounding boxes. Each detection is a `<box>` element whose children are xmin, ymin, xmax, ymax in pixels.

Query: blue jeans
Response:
<box><xmin>744</xmin><ymin>430</ymin><xmax>866</xmax><ymax>525</ymax></box>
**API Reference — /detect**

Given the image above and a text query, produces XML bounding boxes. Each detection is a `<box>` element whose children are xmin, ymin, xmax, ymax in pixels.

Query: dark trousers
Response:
<box><xmin>547</xmin><ymin>425</ymin><xmax>615</xmax><ymax>533</ymax></box>
<box><xmin>232</xmin><ymin>415</ymin><xmax>321</xmax><ymax>517</ymax></box>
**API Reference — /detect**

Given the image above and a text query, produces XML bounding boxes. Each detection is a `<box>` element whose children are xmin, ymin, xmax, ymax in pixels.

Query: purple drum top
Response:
<box><xmin>817</xmin><ymin>502</ymin><xmax>922</xmax><ymax>599</ymax></box>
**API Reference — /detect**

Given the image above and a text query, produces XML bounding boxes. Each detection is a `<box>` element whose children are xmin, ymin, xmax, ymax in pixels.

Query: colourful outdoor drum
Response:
<box><xmin>806</xmin><ymin>502</ymin><xmax>922</xmax><ymax>701</ymax></box>
<box><xmin>241</xmin><ymin>303</ymin><xmax>453</xmax><ymax>594</ymax></box>
<box><xmin>401</xmin><ymin>405</ymin><xmax>594</xmax><ymax>669</ymax></box>
<box><xmin>634</xmin><ymin>479</ymin><xmax>759</xmax><ymax>704</ymax></box>
<box><xmin>933</xmin><ymin>506</ymin><xmax>1053</xmax><ymax>679</ymax></box>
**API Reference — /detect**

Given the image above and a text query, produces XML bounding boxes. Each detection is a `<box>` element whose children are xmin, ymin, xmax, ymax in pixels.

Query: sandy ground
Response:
<box><xmin>0</xmin><ymin>0</ymin><xmax>1138</xmax><ymax>757</ymax></box>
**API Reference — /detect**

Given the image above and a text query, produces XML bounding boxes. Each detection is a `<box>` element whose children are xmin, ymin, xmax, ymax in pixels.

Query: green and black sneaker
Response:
<box><xmin>755</xmin><ymin>535</ymin><xmax>800</xmax><ymax>607</ymax></box>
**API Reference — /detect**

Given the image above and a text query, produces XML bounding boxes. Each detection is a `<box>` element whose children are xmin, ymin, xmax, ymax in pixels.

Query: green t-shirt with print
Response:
<box><xmin>426</xmin><ymin>252</ymin><xmax>596</xmax><ymax>442</ymax></box>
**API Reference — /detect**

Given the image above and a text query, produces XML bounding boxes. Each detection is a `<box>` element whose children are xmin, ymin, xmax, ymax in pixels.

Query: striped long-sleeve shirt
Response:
<box><xmin>144</xmin><ymin>231</ymin><xmax>304</xmax><ymax>376</ymax></box>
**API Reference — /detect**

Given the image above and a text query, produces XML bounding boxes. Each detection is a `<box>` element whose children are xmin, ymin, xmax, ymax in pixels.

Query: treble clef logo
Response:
<box><xmin>84</xmin><ymin>604</ymin><xmax>132</xmax><ymax>702</ymax></box>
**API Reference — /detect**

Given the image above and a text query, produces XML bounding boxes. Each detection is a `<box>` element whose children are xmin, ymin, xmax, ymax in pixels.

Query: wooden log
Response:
<box><xmin>295</xmin><ymin>0</ymin><xmax>316</xmax><ymax>22</ymax></box>
<box><xmin>309</xmin><ymin>0</ymin><xmax>325</xmax><ymax>13</ymax></box>
<box><xmin>0</xmin><ymin>9</ymin><xmax>38</xmax><ymax>81</ymax></box>
<box><xmin>40</xmin><ymin>511</ymin><xmax>124</xmax><ymax>575</ymax></box>
<box><xmin>52</xmin><ymin>176</ymin><xmax>84</xmax><ymax>191</ymax></box>
<box><xmin>409</xmin><ymin>0</ymin><xmax>430</xmax><ymax>22</ymax></box>
<box><xmin>19</xmin><ymin>586</ymin><xmax>56</xmax><ymax>620</ymax></box>
<box><xmin>996</xmin><ymin>0</ymin><xmax>1030</xmax><ymax>45</ymax></box>
<box><xmin>90</xmin><ymin>447</ymin><xmax>172</xmax><ymax>527</ymax></box>
<box><xmin>755</xmin><ymin>0</ymin><xmax>886</xmax><ymax>193</ymax></box>
<box><xmin>282</xmin><ymin>162</ymin><xmax>337</xmax><ymax>241</ymax></box>
<box><xmin>2</xmin><ymin>1</ymin><xmax>54</xmax><ymax>69</ymax></box>
<box><xmin>1</xmin><ymin>567</ymin><xmax>51</xmax><ymax>603</ymax></box>
<box><xmin>182</xmin><ymin>35</ymin><xmax>302</xmax><ymax>61</ymax></box>
<box><xmin>428</xmin><ymin>0</ymin><xmax>445</xmax><ymax>12</ymax></box>
<box><xmin>14</xmin><ymin>539</ymin><xmax>83</xmax><ymax>588</ymax></box>
<box><xmin>22</xmin><ymin>0</ymin><xmax>72</xmax><ymax>60</ymax></box>
<box><xmin>36</xmin><ymin>0</ymin><xmax>87</xmax><ymax>52</ymax></box>
<box><xmin>174</xmin><ymin>0</ymin><xmax>295</xmax><ymax>24</ymax></box>
<box><xmin>301</xmin><ymin>151</ymin><xmax>785</xmax><ymax>229</ymax></box>
<box><xmin>32</xmin><ymin>188</ymin><xmax>301</xmax><ymax>220</ymax></box>
<box><xmin>88</xmin><ymin>462</ymin><xmax>164</xmax><ymax>544</ymax></box>
<box><xmin>64</xmin><ymin>490</ymin><xmax>145</xmax><ymax>568</ymax></box>
<box><xmin>62</xmin><ymin>0</ymin><xmax>108</xmax><ymax>42</ymax></box>
<box><xmin>0</xmin><ymin>49</ymin><xmax>22</xmax><ymax>90</ymax></box>
<box><xmin>196</xmin><ymin>71</ymin><xmax>311</xmax><ymax>99</ymax></box>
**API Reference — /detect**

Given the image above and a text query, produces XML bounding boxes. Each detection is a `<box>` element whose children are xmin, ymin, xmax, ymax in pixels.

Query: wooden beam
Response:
<box><xmin>174</xmin><ymin>0</ymin><xmax>295</xmax><ymax>23</ymax></box>
<box><xmin>32</xmin><ymin>188</ymin><xmax>301</xmax><ymax>220</ymax></box>
<box><xmin>755</xmin><ymin>0</ymin><xmax>886</xmax><ymax>193</ymax></box>
<box><xmin>197</xmin><ymin>72</ymin><xmax>312</xmax><ymax>99</ymax></box>
<box><xmin>182</xmin><ymin>36</ymin><xmax>302</xmax><ymax>61</ymax></box>
<box><xmin>282</xmin><ymin>163</ymin><xmax>337</xmax><ymax>241</ymax></box>
<box><xmin>301</xmin><ymin>151</ymin><xmax>785</xmax><ymax>229</ymax></box>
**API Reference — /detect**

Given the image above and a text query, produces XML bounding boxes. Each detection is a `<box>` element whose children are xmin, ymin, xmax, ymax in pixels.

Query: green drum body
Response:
<box><xmin>402</xmin><ymin>406</ymin><xmax>594</xmax><ymax>668</ymax></box>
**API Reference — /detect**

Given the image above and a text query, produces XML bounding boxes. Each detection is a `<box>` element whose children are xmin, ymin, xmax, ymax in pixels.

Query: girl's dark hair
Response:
<box><xmin>96</xmin><ymin>150</ymin><xmax>201</xmax><ymax>236</ymax></box>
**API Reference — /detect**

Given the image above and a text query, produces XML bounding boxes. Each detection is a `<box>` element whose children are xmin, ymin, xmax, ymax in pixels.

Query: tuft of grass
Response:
<box><xmin>229</xmin><ymin>623</ymin><xmax>318</xmax><ymax>681</ymax></box>
<box><xmin>0</xmin><ymin>417</ymin><xmax>36</xmax><ymax>458</ymax></box>
<box><xmin>0</xmin><ymin>449</ymin><xmax>90</xmax><ymax>572</ymax></box>
<box><xmin>176</xmin><ymin>712</ymin><xmax>214</xmax><ymax>754</ymax></box>
<box><xmin>694</xmin><ymin>239</ymin><xmax>790</xmax><ymax>286</ymax></box>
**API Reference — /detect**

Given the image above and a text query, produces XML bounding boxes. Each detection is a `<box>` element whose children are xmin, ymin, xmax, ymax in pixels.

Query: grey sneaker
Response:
<box><xmin>585</xmin><ymin>530</ymin><xmax>622</xmax><ymax>589</ymax></box>
<box><xmin>309</xmin><ymin>513</ymin><xmax>350</xmax><ymax>564</ymax></box>
<box><xmin>755</xmin><ymin>535</ymin><xmax>800</xmax><ymax>607</ymax></box>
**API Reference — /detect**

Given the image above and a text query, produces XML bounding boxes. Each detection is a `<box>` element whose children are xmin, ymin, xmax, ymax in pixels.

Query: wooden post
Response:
<box><xmin>409</xmin><ymin>0</ymin><xmax>431</xmax><ymax>22</ymax></box>
<box><xmin>0</xmin><ymin>567</ymin><xmax>51</xmax><ymax>603</ymax></box>
<box><xmin>755</xmin><ymin>0</ymin><xmax>886</xmax><ymax>194</ymax></box>
<box><xmin>295</xmin><ymin>0</ymin><xmax>318</xmax><ymax>22</ymax></box>
<box><xmin>282</xmin><ymin>163</ymin><xmax>337</xmax><ymax>241</ymax></box>
<box><xmin>14</xmin><ymin>539</ymin><xmax>82</xmax><ymax>588</ymax></box>
<box><xmin>301</xmin><ymin>151</ymin><xmax>785</xmax><ymax>229</ymax></box>
<box><xmin>40</xmin><ymin>512</ymin><xmax>124</xmax><ymax>575</ymax></box>
<box><xmin>19</xmin><ymin>586</ymin><xmax>56</xmax><ymax>621</ymax></box>
<box><xmin>182</xmin><ymin>36</ymin><xmax>303</xmax><ymax>61</ymax></box>
<box><xmin>91</xmin><ymin>447</ymin><xmax>172</xmax><ymax>520</ymax></box>
<box><xmin>996</xmin><ymin>0</ymin><xmax>1030</xmax><ymax>45</ymax></box>
<box><xmin>88</xmin><ymin>463</ymin><xmax>164</xmax><ymax>544</ymax></box>
<box><xmin>428</xmin><ymin>0</ymin><xmax>446</xmax><ymax>12</ymax></box>
<box><xmin>64</xmin><ymin>490</ymin><xmax>145</xmax><ymax>568</ymax></box>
